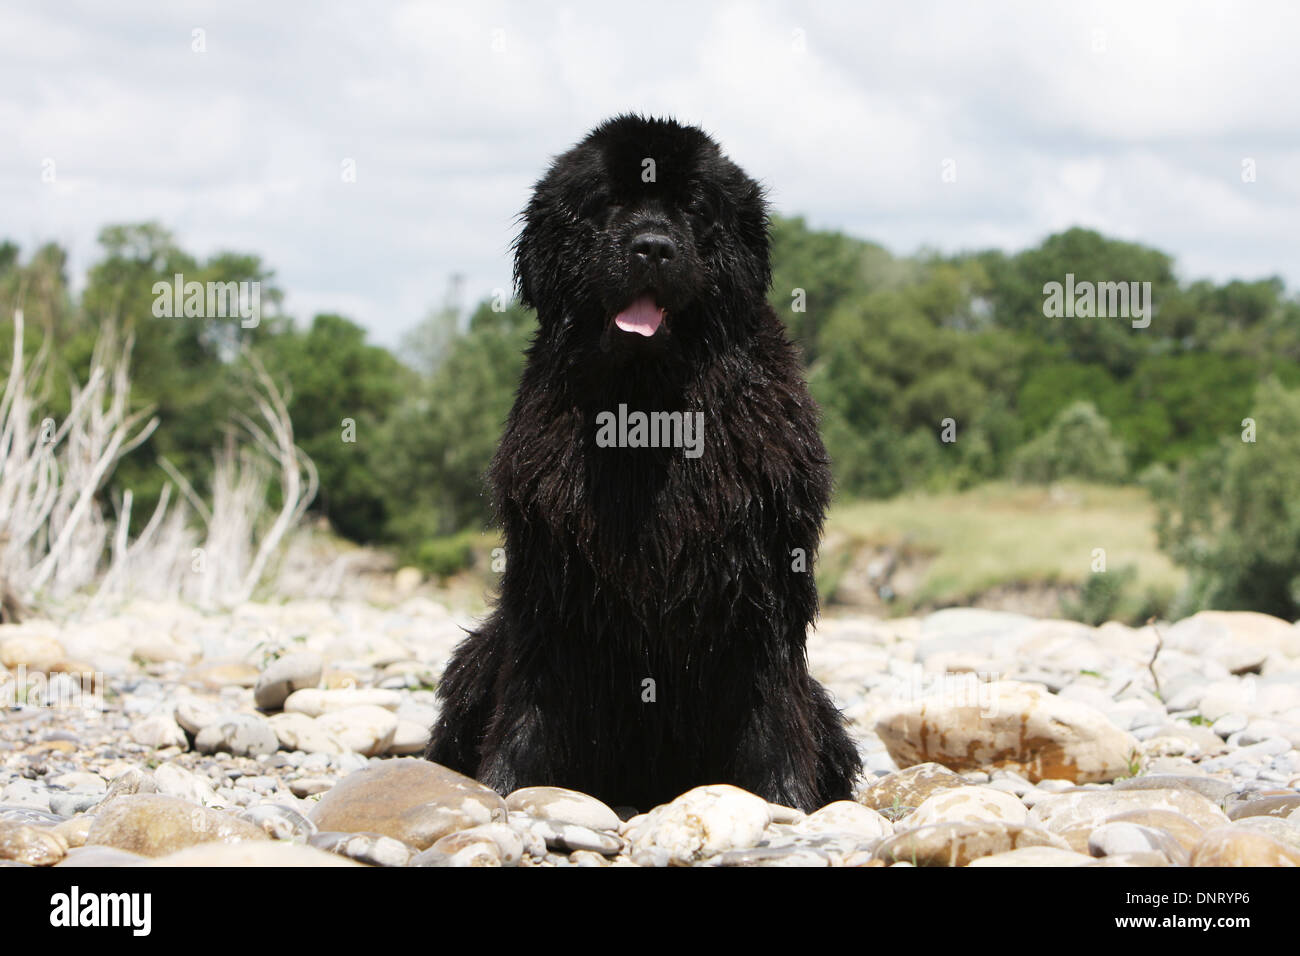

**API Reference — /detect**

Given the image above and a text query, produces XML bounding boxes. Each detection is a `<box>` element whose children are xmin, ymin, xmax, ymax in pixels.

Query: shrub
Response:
<box><xmin>1011</xmin><ymin>401</ymin><xmax>1128</xmax><ymax>484</ymax></box>
<box><xmin>1061</xmin><ymin>564</ymin><xmax>1137</xmax><ymax>625</ymax></box>
<box><xmin>1149</xmin><ymin>378</ymin><xmax>1300</xmax><ymax>619</ymax></box>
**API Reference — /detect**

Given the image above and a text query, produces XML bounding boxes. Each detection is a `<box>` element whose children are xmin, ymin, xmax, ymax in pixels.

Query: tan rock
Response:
<box><xmin>506</xmin><ymin>786</ymin><xmax>622</xmax><ymax>830</ymax></box>
<box><xmin>143</xmin><ymin>842</ymin><xmax>361</xmax><ymax>866</ymax></box>
<box><xmin>875</xmin><ymin>681</ymin><xmax>1138</xmax><ymax>783</ymax></box>
<box><xmin>86</xmin><ymin>795</ymin><xmax>269</xmax><ymax>857</ymax></box>
<box><xmin>901</xmin><ymin>785</ymin><xmax>1029</xmax><ymax>829</ymax></box>
<box><xmin>875</xmin><ymin>821</ymin><xmax>1069</xmax><ymax>867</ymax></box>
<box><xmin>1191</xmin><ymin>827</ymin><xmax>1300</xmax><ymax>867</ymax></box>
<box><xmin>283</xmin><ymin>687</ymin><xmax>402</xmax><ymax>717</ymax></box>
<box><xmin>0</xmin><ymin>631</ymin><xmax>66</xmax><ymax>671</ymax></box>
<box><xmin>796</xmin><ymin>801</ymin><xmax>894</xmax><ymax>840</ymax></box>
<box><xmin>967</xmin><ymin>846</ymin><xmax>1093</xmax><ymax>867</ymax></box>
<box><xmin>1105</xmin><ymin>809</ymin><xmax>1206</xmax><ymax>855</ymax></box>
<box><xmin>1030</xmin><ymin>789</ymin><xmax>1228</xmax><ymax>842</ymax></box>
<box><xmin>625</xmin><ymin>785</ymin><xmax>772</xmax><ymax>865</ymax></box>
<box><xmin>856</xmin><ymin>762</ymin><xmax>969</xmax><ymax>813</ymax></box>
<box><xmin>308</xmin><ymin>758</ymin><xmax>506</xmax><ymax>850</ymax></box>
<box><xmin>0</xmin><ymin>821</ymin><xmax>67</xmax><ymax>865</ymax></box>
<box><xmin>315</xmin><ymin>705</ymin><xmax>398</xmax><ymax>756</ymax></box>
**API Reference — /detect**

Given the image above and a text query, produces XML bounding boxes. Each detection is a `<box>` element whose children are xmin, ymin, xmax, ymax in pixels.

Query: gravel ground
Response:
<box><xmin>2</xmin><ymin>600</ymin><xmax>1299</xmax><ymax>866</ymax></box>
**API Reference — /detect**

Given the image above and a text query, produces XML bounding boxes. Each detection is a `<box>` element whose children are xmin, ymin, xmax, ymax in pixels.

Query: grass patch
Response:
<box><xmin>824</xmin><ymin>481</ymin><xmax>1184</xmax><ymax>616</ymax></box>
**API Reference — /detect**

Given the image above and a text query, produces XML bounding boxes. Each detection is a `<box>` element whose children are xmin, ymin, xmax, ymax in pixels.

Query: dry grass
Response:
<box><xmin>825</xmin><ymin>480</ymin><xmax>1184</xmax><ymax>611</ymax></box>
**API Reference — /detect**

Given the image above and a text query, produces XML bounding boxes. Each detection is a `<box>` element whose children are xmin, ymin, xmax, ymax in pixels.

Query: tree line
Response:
<box><xmin>3</xmin><ymin>218</ymin><xmax>1298</xmax><ymax>616</ymax></box>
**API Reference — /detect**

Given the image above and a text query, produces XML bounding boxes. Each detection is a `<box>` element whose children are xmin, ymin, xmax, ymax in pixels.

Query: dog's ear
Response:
<box><xmin>733</xmin><ymin>175</ymin><xmax>772</xmax><ymax>293</ymax></box>
<box><xmin>512</xmin><ymin>182</ymin><xmax>555</xmax><ymax>315</ymax></box>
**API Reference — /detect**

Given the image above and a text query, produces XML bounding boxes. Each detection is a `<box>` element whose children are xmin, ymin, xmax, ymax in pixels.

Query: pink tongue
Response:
<box><xmin>614</xmin><ymin>296</ymin><xmax>664</xmax><ymax>337</ymax></box>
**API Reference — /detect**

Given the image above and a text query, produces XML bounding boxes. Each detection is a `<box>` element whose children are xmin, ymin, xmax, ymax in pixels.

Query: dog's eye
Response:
<box><xmin>688</xmin><ymin>194</ymin><xmax>719</xmax><ymax>230</ymax></box>
<box><xmin>576</xmin><ymin>194</ymin><xmax>614</xmax><ymax>221</ymax></box>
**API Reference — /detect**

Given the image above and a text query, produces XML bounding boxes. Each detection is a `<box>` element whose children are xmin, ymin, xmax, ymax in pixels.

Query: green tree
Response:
<box><xmin>1010</xmin><ymin>401</ymin><xmax>1128</xmax><ymax>484</ymax></box>
<box><xmin>258</xmin><ymin>313</ymin><xmax>413</xmax><ymax>542</ymax></box>
<box><xmin>1150</xmin><ymin>378</ymin><xmax>1300</xmax><ymax>619</ymax></box>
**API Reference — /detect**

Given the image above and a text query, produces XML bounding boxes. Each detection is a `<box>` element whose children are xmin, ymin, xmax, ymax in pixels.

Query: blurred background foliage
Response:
<box><xmin>4</xmin><ymin>217</ymin><xmax>1299</xmax><ymax>619</ymax></box>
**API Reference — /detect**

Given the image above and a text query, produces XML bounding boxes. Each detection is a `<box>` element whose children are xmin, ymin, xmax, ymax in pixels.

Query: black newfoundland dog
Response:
<box><xmin>425</xmin><ymin>115</ymin><xmax>860</xmax><ymax>811</ymax></box>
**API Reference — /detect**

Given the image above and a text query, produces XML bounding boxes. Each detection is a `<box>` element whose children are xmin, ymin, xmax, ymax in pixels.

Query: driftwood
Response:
<box><xmin>0</xmin><ymin>308</ymin><xmax>316</xmax><ymax>611</ymax></box>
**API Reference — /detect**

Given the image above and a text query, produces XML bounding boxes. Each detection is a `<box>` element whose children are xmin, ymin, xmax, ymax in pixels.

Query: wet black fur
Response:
<box><xmin>425</xmin><ymin>115</ymin><xmax>861</xmax><ymax>811</ymax></box>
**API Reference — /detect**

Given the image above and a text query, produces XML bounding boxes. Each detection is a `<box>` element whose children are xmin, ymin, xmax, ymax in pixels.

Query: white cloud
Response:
<box><xmin>0</xmin><ymin>0</ymin><xmax>1296</xmax><ymax>347</ymax></box>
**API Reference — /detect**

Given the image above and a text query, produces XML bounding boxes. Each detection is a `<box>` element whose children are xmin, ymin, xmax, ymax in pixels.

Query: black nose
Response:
<box><xmin>630</xmin><ymin>232</ymin><xmax>677</xmax><ymax>266</ymax></box>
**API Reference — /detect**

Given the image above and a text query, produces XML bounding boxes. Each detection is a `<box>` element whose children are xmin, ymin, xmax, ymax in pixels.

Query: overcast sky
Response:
<box><xmin>3</xmin><ymin>0</ymin><xmax>1297</xmax><ymax>346</ymax></box>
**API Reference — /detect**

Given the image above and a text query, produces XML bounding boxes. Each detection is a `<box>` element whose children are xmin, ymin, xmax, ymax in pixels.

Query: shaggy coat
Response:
<box><xmin>425</xmin><ymin>116</ymin><xmax>861</xmax><ymax>811</ymax></box>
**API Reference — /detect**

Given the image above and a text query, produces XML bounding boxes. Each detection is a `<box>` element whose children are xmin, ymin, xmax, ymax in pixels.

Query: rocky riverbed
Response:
<box><xmin>2</xmin><ymin>599</ymin><xmax>1299</xmax><ymax>866</ymax></box>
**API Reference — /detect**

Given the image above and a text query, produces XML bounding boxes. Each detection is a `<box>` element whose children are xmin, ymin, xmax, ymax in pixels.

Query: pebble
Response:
<box><xmin>1231</xmin><ymin>816</ymin><xmax>1300</xmax><ymax>852</ymax></box>
<box><xmin>901</xmin><ymin>786</ymin><xmax>1029</xmax><ymax>829</ymax></box>
<box><xmin>713</xmin><ymin>845</ymin><xmax>832</xmax><ymax>867</ymax></box>
<box><xmin>142</xmin><ymin>842</ymin><xmax>361</xmax><ymax>866</ymax></box>
<box><xmin>49</xmin><ymin>792</ymin><xmax>100</xmax><ymax>816</ymax></box>
<box><xmin>131</xmin><ymin>711</ymin><xmax>189</xmax><ymax>750</ymax></box>
<box><xmin>290</xmin><ymin>776</ymin><xmax>336</xmax><ymax>798</ymax></box>
<box><xmin>1030</xmin><ymin>789</ymin><xmax>1229</xmax><ymax>837</ymax></box>
<box><xmin>1226</xmin><ymin>794</ymin><xmax>1300</xmax><ymax>820</ymax></box>
<box><xmin>1112</xmin><ymin>773</ymin><xmax>1234</xmax><ymax>805</ymax></box>
<box><xmin>283</xmin><ymin>687</ymin><xmax>402</xmax><ymax>717</ymax></box>
<box><xmin>505</xmin><ymin>786</ymin><xmax>622</xmax><ymax>830</ymax></box>
<box><xmin>85</xmin><ymin>794</ymin><xmax>269</xmax><ymax>856</ymax></box>
<box><xmin>525</xmin><ymin>817</ymin><xmax>624</xmax><ymax>854</ymax></box>
<box><xmin>4</xmin><ymin>597</ymin><xmax>1299</xmax><ymax>868</ymax></box>
<box><xmin>254</xmin><ymin>651</ymin><xmax>324</xmax><ymax>711</ymax></box>
<box><xmin>239</xmin><ymin>804</ymin><xmax>316</xmax><ymax>841</ymax></box>
<box><xmin>1190</xmin><ymin>827</ymin><xmax>1300</xmax><ymax>866</ymax></box>
<box><xmin>432</xmin><ymin>823</ymin><xmax>525</xmax><ymax>865</ymax></box>
<box><xmin>875</xmin><ymin>822</ymin><xmax>1069</xmax><ymax>867</ymax></box>
<box><xmin>153</xmin><ymin>763</ymin><xmax>220</xmax><ymax>805</ymax></box>
<box><xmin>0</xmin><ymin>633</ymin><xmax>66</xmax><ymax>671</ymax></box>
<box><xmin>1</xmin><ymin>781</ymin><xmax>51</xmax><ymax>811</ymax></box>
<box><xmin>874</xmin><ymin>681</ymin><xmax>1139</xmax><ymax>783</ymax></box>
<box><xmin>796</xmin><ymin>801</ymin><xmax>893</xmax><ymax>840</ymax></box>
<box><xmin>1102</xmin><ymin>809</ymin><xmax>1206</xmax><ymax>855</ymax></box>
<box><xmin>268</xmin><ymin>713</ymin><xmax>349</xmax><ymax>754</ymax></box>
<box><xmin>308</xmin><ymin>759</ymin><xmax>505</xmax><ymax>850</ymax></box>
<box><xmin>1088</xmin><ymin>822</ymin><xmax>1188</xmax><ymax>864</ymax></box>
<box><xmin>967</xmin><ymin>846</ymin><xmax>1094</xmax><ymax>867</ymax></box>
<box><xmin>624</xmin><ymin>785</ymin><xmax>771</xmax><ymax>865</ymax></box>
<box><xmin>0</xmin><ymin>821</ymin><xmax>66</xmax><ymax>865</ymax></box>
<box><xmin>856</xmin><ymin>762</ymin><xmax>969</xmax><ymax>815</ymax></box>
<box><xmin>194</xmin><ymin>714</ymin><xmax>279</xmax><ymax>757</ymax></box>
<box><xmin>174</xmin><ymin>697</ymin><xmax>226</xmax><ymax>735</ymax></box>
<box><xmin>315</xmin><ymin>706</ymin><xmax>397</xmax><ymax>756</ymax></box>
<box><xmin>56</xmin><ymin>846</ymin><xmax>147</xmax><ymax>867</ymax></box>
<box><xmin>311</xmin><ymin>830</ymin><xmax>414</xmax><ymax>866</ymax></box>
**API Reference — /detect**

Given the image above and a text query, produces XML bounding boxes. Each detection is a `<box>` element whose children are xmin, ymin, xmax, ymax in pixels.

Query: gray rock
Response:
<box><xmin>289</xmin><ymin>776</ymin><xmax>335</xmax><ymax>798</ymax></box>
<box><xmin>194</xmin><ymin>714</ymin><xmax>279</xmax><ymax>757</ymax></box>
<box><xmin>0</xmin><ymin>781</ymin><xmax>51</xmax><ymax>812</ymax></box>
<box><xmin>174</xmin><ymin>697</ymin><xmax>227</xmax><ymax>735</ymax></box>
<box><xmin>254</xmin><ymin>652</ymin><xmax>324</xmax><ymax>711</ymax></box>
<box><xmin>1113</xmin><ymin>774</ymin><xmax>1234</xmax><ymax>805</ymax></box>
<box><xmin>310</xmin><ymin>830</ymin><xmax>413</xmax><ymax>866</ymax></box>
<box><xmin>505</xmin><ymin>786</ymin><xmax>621</xmax><ymax>830</ymax></box>
<box><xmin>239</xmin><ymin>804</ymin><xmax>318</xmax><ymax>841</ymax></box>
<box><xmin>130</xmin><ymin>711</ymin><xmax>189</xmax><ymax>750</ymax></box>
<box><xmin>49</xmin><ymin>792</ymin><xmax>100</xmax><ymax>817</ymax></box>
<box><xmin>712</xmin><ymin>845</ymin><xmax>832</xmax><ymax>866</ymax></box>
<box><xmin>1212</xmin><ymin>713</ymin><xmax>1248</xmax><ymax>737</ymax></box>
<box><xmin>1088</xmin><ymin>822</ymin><xmax>1188</xmax><ymax>864</ymax></box>
<box><xmin>527</xmin><ymin>818</ymin><xmax>624</xmax><ymax>855</ymax></box>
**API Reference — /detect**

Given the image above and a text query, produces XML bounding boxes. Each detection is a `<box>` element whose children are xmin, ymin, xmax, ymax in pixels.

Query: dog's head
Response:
<box><xmin>514</xmin><ymin>115</ymin><xmax>771</xmax><ymax>358</ymax></box>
